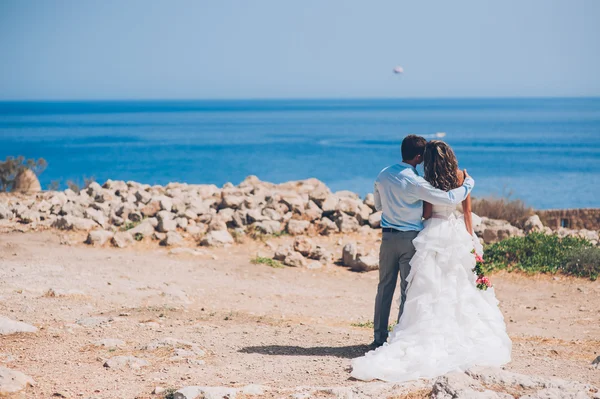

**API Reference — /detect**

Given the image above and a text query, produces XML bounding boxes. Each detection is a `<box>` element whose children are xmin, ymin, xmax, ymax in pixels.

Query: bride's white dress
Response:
<box><xmin>351</xmin><ymin>204</ymin><xmax>512</xmax><ymax>382</ymax></box>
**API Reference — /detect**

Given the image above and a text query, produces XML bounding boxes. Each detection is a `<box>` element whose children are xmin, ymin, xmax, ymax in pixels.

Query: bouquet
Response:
<box><xmin>471</xmin><ymin>249</ymin><xmax>492</xmax><ymax>290</ymax></box>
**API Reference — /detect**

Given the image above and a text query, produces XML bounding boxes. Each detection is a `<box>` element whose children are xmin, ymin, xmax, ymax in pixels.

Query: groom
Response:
<box><xmin>371</xmin><ymin>135</ymin><xmax>475</xmax><ymax>348</ymax></box>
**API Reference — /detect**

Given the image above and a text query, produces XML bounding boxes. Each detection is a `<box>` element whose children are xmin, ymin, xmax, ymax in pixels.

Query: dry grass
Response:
<box><xmin>471</xmin><ymin>195</ymin><xmax>534</xmax><ymax>228</ymax></box>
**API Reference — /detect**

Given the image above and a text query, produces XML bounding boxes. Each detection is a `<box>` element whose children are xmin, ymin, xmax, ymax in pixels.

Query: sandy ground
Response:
<box><xmin>0</xmin><ymin>229</ymin><xmax>599</xmax><ymax>398</ymax></box>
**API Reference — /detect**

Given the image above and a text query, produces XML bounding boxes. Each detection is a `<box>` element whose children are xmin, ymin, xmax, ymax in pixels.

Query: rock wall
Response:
<box><xmin>539</xmin><ymin>208</ymin><xmax>600</xmax><ymax>231</ymax></box>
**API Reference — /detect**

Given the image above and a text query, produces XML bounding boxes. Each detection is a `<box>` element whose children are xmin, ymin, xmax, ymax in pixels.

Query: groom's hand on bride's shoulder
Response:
<box><xmin>463</xmin><ymin>169</ymin><xmax>470</xmax><ymax>178</ymax></box>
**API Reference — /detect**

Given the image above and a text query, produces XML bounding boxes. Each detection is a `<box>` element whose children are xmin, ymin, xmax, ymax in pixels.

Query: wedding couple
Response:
<box><xmin>350</xmin><ymin>135</ymin><xmax>512</xmax><ymax>383</ymax></box>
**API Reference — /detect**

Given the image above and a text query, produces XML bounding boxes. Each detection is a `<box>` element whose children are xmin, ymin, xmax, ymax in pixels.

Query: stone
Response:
<box><xmin>94</xmin><ymin>338</ymin><xmax>125</xmax><ymax>348</ymax></box>
<box><xmin>200</xmin><ymin>230</ymin><xmax>234</xmax><ymax>246</ymax></box>
<box><xmin>431</xmin><ymin>371</ymin><xmax>513</xmax><ymax>399</ymax></box>
<box><xmin>286</xmin><ymin>219</ymin><xmax>310</xmax><ymax>235</ymax></box>
<box><xmin>315</xmin><ymin>217</ymin><xmax>338</xmax><ymax>235</ymax></box>
<box><xmin>262</xmin><ymin>207</ymin><xmax>283</xmax><ymax>221</ymax></box>
<box><xmin>274</xmin><ymin>245</ymin><xmax>294</xmax><ymax>261</ymax></box>
<box><xmin>176</xmin><ymin>217</ymin><xmax>189</xmax><ymax>229</ymax></box>
<box><xmin>111</xmin><ymin>232</ymin><xmax>135</xmax><ymax>248</ymax></box>
<box><xmin>281</xmin><ymin>195</ymin><xmax>305</xmax><ymax>214</ymax></box>
<box><xmin>160</xmin><ymin>231</ymin><xmax>184</xmax><ymax>247</ymax></box>
<box><xmin>85</xmin><ymin>207</ymin><xmax>106</xmax><ymax>228</ymax></box>
<box><xmin>128</xmin><ymin>220</ymin><xmax>156</xmax><ymax>238</ymax></box>
<box><xmin>478</xmin><ymin>218</ymin><xmax>524</xmax><ymax>244</ymax></box>
<box><xmin>0</xmin><ymin>204</ymin><xmax>12</xmax><ymax>220</ymax></box>
<box><xmin>18</xmin><ymin>210</ymin><xmax>40</xmax><ymax>224</ymax></box>
<box><xmin>251</xmin><ymin>221</ymin><xmax>282</xmax><ymax>235</ymax></box>
<box><xmin>158</xmin><ymin>195</ymin><xmax>173</xmax><ymax>211</ymax></box>
<box><xmin>85</xmin><ymin>230</ymin><xmax>114</xmax><ymax>246</ymax></box>
<box><xmin>12</xmin><ymin>169</ymin><xmax>41</xmax><ymax>193</ymax></box>
<box><xmin>304</xmin><ymin>200</ymin><xmax>323</xmax><ymax>221</ymax></box>
<box><xmin>309</xmin><ymin>245</ymin><xmax>334</xmax><ymax>264</ymax></box>
<box><xmin>342</xmin><ymin>243</ymin><xmax>358</xmax><ymax>267</ymax></box>
<box><xmin>335</xmin><ymin>190</ymin><xmax>360</xmax><ymax>199</ymax></box>
<box><xmin>0</xmin><ymin>366</ymin><xmax>35</xmax><ymax>395</ymax></box>
<box><xmin>140</xmin><ymin>200</ymin><xmax>161</xmax><ymax>217</ymax></box>
<box><xmin>368</xmin><ymin>211</ymin><xmax>382</xmax><ymax>229</ymax></box>
<box><xmin>352</xmin><ymin>255</ymin><xmax>379</xmax><ymax>272</ymax></box>
<box><xmin>293</xmin><ymin>236</ymin><xmax>313</xmax><ymax>256</ymax></box>
<box><xmin>336</xmin><ymin>197</ymin><xmax>361</xmax><ymax>216</ymax></box>
<box><xmin>135</xmin><ymin>190</ymin><xmax>152</xmax><ymax>204</ymax></box>
<box><xmin>157</xmin><ymin>218</ymin><xmax>177</xmax><ymax>233</ymax></box>
<box><xmin>51</xmin><ymin>216</ymin><xmax>93</xmax><ymax>231</ymax></box>
<box><xmin>592</xmin><ymin>355</ymin><xmax>600</xmax><ymax>369</ymax></box>
<box><xmin>283</xmin><ymin>251</ymin><xmax>306</xmax><ymax>267</ymax></box>
<box><xmin>186</xmin><ymin>224</ymin><xmax>207</xmax><ymax>236</ymax></box>
<box><xmin>174</xmin><ymin>387</ymin><xmax>238</xmax><ymax>399</ymax></box>
<box><xmin>0</xmin><ymin>316</ymin><xmax>37</xmax><ymax>335</ymax></box>
<box><xmin>364</xmin><ymin>193</ymin><xmax>376</xmax><ymax>209</ymax></box>
<box><xmin>319</xmin><ymin>194</ymin><xmax>340</xmax><ymax>215</ymax></box>
<box><xmin>335</xmin><ymin>212</ymin><xmax>360</xmax><ymax>233</ymax></box>
<box><xmin>221</xmin><ymin>195</ymin><xmax>245</xmax><ymax>209</ymax></box>
<box><xmin>524</xmin><ymin>214</ymin><xmax>544</xmax><ymax>233</ymax></box>
<box><xmin>103</xmin><ymin>356</ymin><xmax>149</xmax><ymax>370</ymax></box>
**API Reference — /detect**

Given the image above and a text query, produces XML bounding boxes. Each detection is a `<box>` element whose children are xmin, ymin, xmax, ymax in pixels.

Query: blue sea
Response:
<box><xmin>0</xmin><ymin>98</ymin><xmax>599</xmax><ymax>210</ymax></box>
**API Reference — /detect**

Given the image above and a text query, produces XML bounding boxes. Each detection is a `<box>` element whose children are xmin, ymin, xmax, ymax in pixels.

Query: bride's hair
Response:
<box><xmin>423</xmin><ymin>140</ymin><xmax>460</xmax><ymax>191</ymax></box>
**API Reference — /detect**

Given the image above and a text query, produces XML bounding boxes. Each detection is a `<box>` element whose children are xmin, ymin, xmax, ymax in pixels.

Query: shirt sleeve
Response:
<box><xmin>412</xmin><ymin>176</ymin><xmax>474</xmax><ymax>205</ymax></box>
<box><xmin>373</xmin><ymin>181</ymin><xmax>383</xmax><ymax>211</ymax></box>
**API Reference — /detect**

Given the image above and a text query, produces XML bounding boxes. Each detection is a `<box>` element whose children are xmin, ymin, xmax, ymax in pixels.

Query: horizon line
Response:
<box><xmin>1</xmin><ymin>95</ymin><xmax>600</xmax><ymax>103</ymax></box>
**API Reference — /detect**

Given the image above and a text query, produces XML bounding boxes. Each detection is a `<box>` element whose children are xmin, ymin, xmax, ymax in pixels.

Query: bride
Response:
<box><xmin>351</xmin><ymin>140</ymin><xmax>512</xmax><ymax>383</ymax></box>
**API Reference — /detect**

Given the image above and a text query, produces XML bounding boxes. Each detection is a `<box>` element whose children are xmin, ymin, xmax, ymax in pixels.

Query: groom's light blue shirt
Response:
<box><xmin>374</xmin><ymin>162</ymin><xmax>475</xmax><ymax>232</ymax></box>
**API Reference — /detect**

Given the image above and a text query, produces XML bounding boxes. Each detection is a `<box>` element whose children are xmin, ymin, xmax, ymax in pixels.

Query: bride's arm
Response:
<box><xmin>462</xmin><ymin>194</ymin><xmax>473</xmax><ymax>235</ymax></box>
<box><xmin>456</xmin><ymin>169</ymin><xmax>473</xmax><ymax>235</ymax></box>
<box><xmin>423</xmin><ymin>201</ymin><xmax>432</xmax><ymax>220</ymax></box>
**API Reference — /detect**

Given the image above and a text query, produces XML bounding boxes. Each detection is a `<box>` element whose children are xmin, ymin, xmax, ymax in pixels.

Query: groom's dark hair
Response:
<box><xmin>401</xmin><ymin>135</ymin><xmax>427</xmax><ymax>161</ymax></box>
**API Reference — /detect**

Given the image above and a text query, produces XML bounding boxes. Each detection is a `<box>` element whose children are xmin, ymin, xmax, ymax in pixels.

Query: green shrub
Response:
<box><xmin>484</xmin><ymin>233</ymin><xmax>595</xmax><ymax>278</ymax></box>
<box><xmin>562</xmin><ymin>247</ymin><xmax>600</xmax><ymax>281</ymax></box>
<box><xmin>251</xmin><ymin>256</ymin><xmax>284</xmax><ymax>268</ymax></box>
<box><xmin>0</xmin><ymin>156</ymin><xmax>47</xmax><ymax>192</ymax></box>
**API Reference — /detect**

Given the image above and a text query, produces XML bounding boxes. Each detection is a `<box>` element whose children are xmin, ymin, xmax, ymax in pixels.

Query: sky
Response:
<box><xmin>0</xmin><ymin>0</ymin><xmax>599</xmax><ymax>100</ymax></box>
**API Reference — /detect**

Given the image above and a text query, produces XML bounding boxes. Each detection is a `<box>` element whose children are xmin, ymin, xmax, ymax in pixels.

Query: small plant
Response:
<box><xmin>351</xmin><ymin>320</ymin><xmax>396</xmax><ymax>332</ymax></box>
<box><xmin>251</xmin><ymin>256</ymin><xmax>284</xmax><ymax>268</ymax></box>
<box><xmin>133</xmin><ymin>232</ymin><xmax>144</xmax><ymax>241</ymax></box>
<box><xmin>163</xmin><ymin>388</ymin><xmax>177</xmax><ymax>399</ymax></box>
<box><xmin>121</xmin><ymin>221</ymin><xmax>139</xmax><ymax>231</ymax></box>
<box><xmin>230</xmin><ymin>229</ymin><xmax>245</xmax><ymax>244</ymax></box>
<box><xmin>65</xmin><ymin>176</ymin><xmax>96</xmax><ymax>194</ymax></box>
<box><xmin>562</xmin><ymin>247</ymin><xmax>600</xmax><ymax>281</ymax></box>
<box><xmin>0</xmin><ymin>156</ymin><xmax>47</xmax><ymax>192</ymax></box>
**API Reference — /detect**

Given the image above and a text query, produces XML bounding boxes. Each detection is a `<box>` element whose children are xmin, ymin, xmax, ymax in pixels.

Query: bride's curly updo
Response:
<box><xmin>423</xmin><ymin>140</ymin><xmax>460</xmax><ymax>191</ymax></box>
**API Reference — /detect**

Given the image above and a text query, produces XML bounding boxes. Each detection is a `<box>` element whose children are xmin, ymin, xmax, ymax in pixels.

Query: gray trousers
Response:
<box><xmin>373</xmin><ymin>230</ymin><xmax>418</xmax><ymax>344</ymax></box>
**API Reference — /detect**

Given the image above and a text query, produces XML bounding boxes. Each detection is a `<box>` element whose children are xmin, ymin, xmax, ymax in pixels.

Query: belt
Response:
<box><xmin>382</xmin><ymin>228</ymin><xmax>402</xmax><ymax>233</ymax></box>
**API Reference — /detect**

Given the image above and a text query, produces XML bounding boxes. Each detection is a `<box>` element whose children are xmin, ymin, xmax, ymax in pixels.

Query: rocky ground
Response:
<box><xmin>1</xmin><ymin>228</ymin><xmax>600</xmax><ymax>398</ymax></box>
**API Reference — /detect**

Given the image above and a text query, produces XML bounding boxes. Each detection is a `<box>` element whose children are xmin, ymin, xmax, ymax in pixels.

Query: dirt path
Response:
<box><xmin>1</xmin><ymin>231</ymin><xmax>599</xmax><ymax>398</ymax></box>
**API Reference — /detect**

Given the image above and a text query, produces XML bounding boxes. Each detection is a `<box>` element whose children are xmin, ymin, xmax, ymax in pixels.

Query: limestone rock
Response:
<box><xmin>342</xmin><ymin>243</ymin><xmax>358</xmax><ymax>267</ymax></box>
<box><xmin>160</xmin><ymin>231</ymin><xmax>183</xmax><ymax>247</ymax></box>
<box><xmin>140</xmin><ymin>200</ymin><xmax>162</xmax><ymax>218</ymax></box>
<box><xmin>0</xmin><ymin>316</ymin><xmax>37</xmax><ymax>335</ymax></box>
<box><xmin>251</xmin><ymin>220</ymin><xmax>282</xmax><ymax>235</ymax></box>
<box><xmin>286</xmin><ymin>219</ymin><xmax>310</xmax><ymax>235</ymax></box>
<box><xmin>12</xmin><ymin>169</ymin><xmax>41</xmax><ymax>194</ymax></box>
<box><xmin>315</xmin><ymin>217</ymin><xmax>338</xmax><ymax>235</ymax></box>
<box><xmin>52</xmin><ymin>216</ymin><xmax>96</xmax><ymax>231</ymax></box>
<box><xmin>157</xmin><ymin>218</ymin><xmax>178</xmax><ymax>233</ymax></box>
<box><xmin>524</xmin><ymin>214</ymin><xmax>544</xmax><ymax>233</ymax></box>
<box><xmin>309</xmin><ymin>245</ymin><xmax>334</xmax><ymax>264</ymax></box>
<box><xmin>352</xmin><ymin>255</ymin><xmax>379</xmax><ymax>272</ymax></box>
<box><xmin>335</xmin><ymin>212</ymin><xmax>360</xmax><ymax>233</ymax></box>
<box><xmin>128</xmin><ymin>220</ymin><xmax>156</xmax><ymax>238</ymax></box>
<box><xmin>111</xmin><ymin>231</ymin><xmax>135</xmax><ymax>248</ymax></box>
<box><xmin>274</xmin><ymin>245</ymin><xmax>294</xmax><ymax>261</ymax></box>
<box><xmin>200</xmin><ymin>230</ymin><xmax>234</xmax><ymax>246</ymax></box>
<box><xmin>0</xmin><ymin>366</ymin><xmax>35</xmax><ymax>395</ymax></box>
<box><xmin>368</xmin><ymin>211</ymin><xmax>382</xmax><ymax>229</ymax></box>
<box><xmin>85</xmin><ymin>230</ymin><xmax>114</xmax><ymax>246</ymax></box>
<box><xmin>293</xmin><ymin>236</ymin><xmax>313</xmax><ymax>256</ymax></box>
<box><xmin>283</xmin><ymin>251</ymin><xmax>306</xmax><ymax>267</ymax></box>
<box><xmin>364</xmin><ymin>193</ymin><xmax>376</xmax><ymax>209</ymax></box>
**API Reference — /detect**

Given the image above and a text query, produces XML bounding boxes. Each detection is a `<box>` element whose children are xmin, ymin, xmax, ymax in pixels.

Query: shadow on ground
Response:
<box><xmin>239</xmin><ymin>344</ymin><xmax>370</xmax><ymax>359</ymax></box>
